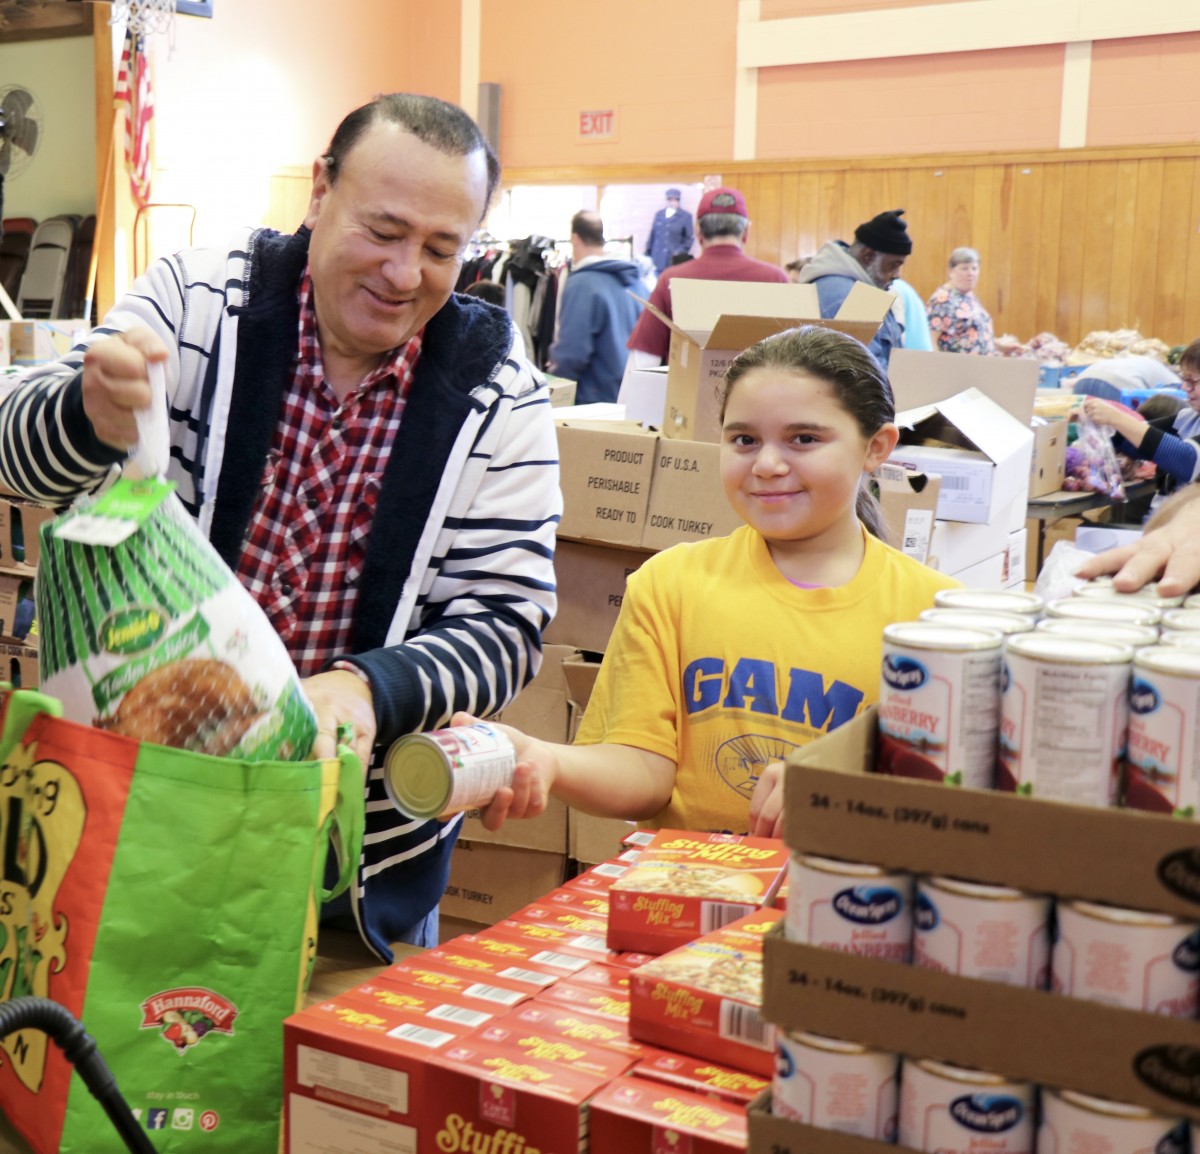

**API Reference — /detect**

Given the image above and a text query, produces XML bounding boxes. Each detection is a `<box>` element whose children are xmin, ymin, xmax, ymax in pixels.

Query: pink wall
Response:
<box><xmin>763</xmin><ymin>0</ymin><xmax>965</xmax><ymax>13</ymax></box>
<box><xmin>479</xmin><ymin>0</ymin><xmax>736</xmax><ymax>168</ymax></box>
<box><xmin>756</xmin><ymin>44</ymin><xmax>1065</xmax><ymax>159</ymax></box>
<box><xmin>1089</xmin><ymin>33</ymin><xmax>1200</xmax><ymax>147</ymax></box>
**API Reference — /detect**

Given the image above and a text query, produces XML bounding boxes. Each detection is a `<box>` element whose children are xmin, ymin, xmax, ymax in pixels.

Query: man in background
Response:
<box><xmin>625</xmin><ymin>186</ymin><xmax>788</xmax><ymax>370</ymax></box>
<box><xmin>796</xmin><ymin>208</ymin><xmax>912</xmax><ymax>370</ymax></box>
<box><xmin>644</xmin><ymin>187</ymin><xmax>694</xmax><ymax>274</ymax></box>
<box><xmin>548</xmin><ymin>211</ymin><xmax>643</xmax><ymax>405</ymax></box>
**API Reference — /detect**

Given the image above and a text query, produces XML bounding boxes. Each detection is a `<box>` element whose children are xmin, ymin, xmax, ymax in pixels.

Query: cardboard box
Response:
<box><xmin>890</xmin><ymin>388</ymin><xmax>1034</xmax><ymax>526</ymax></box>
<box><xmin>628</xmin><ymin>910</ymin><xmax>783</xmax><ymax>1078</ymax></box>
<box><xmin>481</xmin><ymin>1000</ymin><xmax>644</xmax><ymax>1059</ymax></box>
<box><xmin>1029</xmin><ymin>420</ymin><xmax>1068</xmax><ymax>497</ymax></box>
<box><xmin>872</xmin><ymin>465</ymin><xmax>940</xmax><ymax>565</ymax></box>
<box><xmin>0</xmin><ymin>641</ymin><xmax>38</xmax><ymax>689</ymax></box>
<box><xmin>544</xmin><ymin>373</ymin><xmax>578</xmax><ymax>407</ymax></box>
<box><xmin>544</xmin><ymin>540</ymin><xmax>651</xmax><ymax>652</ymax></box>
<box><xmin>653</xmin><ymin>280</ymin><xmax>893</xmax><ymax>444</ymax></box>
<box><xmin>563</xmin><ymin>652</ymin><xmax>603</xmax><ymax>738</ymax></box>
<box><xmin>464</xmin><ymin>644</ymin><xmax>575</xmax><ymax>852</ymax></box>
<box><xmin>890</xmin><ymin>348</ymin><xmax>1038</xmax><ymax>425</ymax></box>
<box><xmin>633</xmin><ymin>1048</ymin><xmax>770</xmax><ymax>1105</ymax></box>
<box><xmin>556</xmin><ymin>421</ymin><xmax>658</xmax><ymax>548</ymax></box>
<box><xmin>762</xmin><ymin>712</ymin><xmax>1200</xmax><ymax>1122</ymax></box>
<box><xmin>442</xmin><ymin>840</ymin><xmax>567</xmax><ymax>924</ymax></box>
<box><xmin>533</xmin><ymin>977</ymin><xmax>631</xmax><ymax>1023</ymax></box>
<box><xmin>590</xmin><ymin>1074</ymin><xmax>749</xmax><ymax>1154</ymax></box>
<box><xmin>607</xmin><ymin>831</ymin><xmax>788</xmax><ymax>954</ymax></box>
<box><xmin>0</xmin><ymin>322</ymin><xmax>10</xmax><ymax>369</ymax></box>
<box><xmin>8</xmin><ymin>319</ymin><xmax>89</xmax><ymax>365</ymax></box>
<box><xmin>423</xmin><ymin>1036</ymin><xmax>620</xmax><ymax>1154</ymax></box>
<box><xmin>748</xmin><ymin>1090</ymin><xmax>902</xmax><ymax>1154</ymax></box>
<box><xmin>283</xmin><ymin>998</ymin><xmax>460</xmax><ymax>1152</ymax></box>
<box><xmin>0</xmin><ymin>498</ymin><xmax>55</xmax><ymax>575</ymax></box>
<box><xmin>927</xmin><ymin>518</ymin><xmax>1009</xmax><ymax>577</ymax></box>
<box><xmin>642</xmin><ymin>438</ymin><xmax>741</xmax><ymax>550</ymax></box>
<box><xmin>570</xmin><ymin>811</ymin><xmax>636</xmax><ymax>867</ymax></box>
<box><xmin>1004</xmin><ymin>527</ymin><xmax>1027</xmax><ymax>589</ymax></box>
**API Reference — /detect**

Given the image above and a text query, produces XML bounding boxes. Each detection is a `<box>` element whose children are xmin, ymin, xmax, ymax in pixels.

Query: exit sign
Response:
<box><xmin>579</xmin><ymin>109</ymin><xmax>616</xmax><ymax>140</ymax></box>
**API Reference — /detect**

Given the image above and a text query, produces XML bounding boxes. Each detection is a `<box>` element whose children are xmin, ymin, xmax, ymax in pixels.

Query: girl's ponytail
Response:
<box><xmin>856</xmin><ymin>478</ymin><xmax>888</xmax><ymax>541</ymax></box>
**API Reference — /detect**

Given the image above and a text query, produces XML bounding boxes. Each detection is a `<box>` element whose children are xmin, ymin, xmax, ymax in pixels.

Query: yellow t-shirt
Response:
<box><xmin>575</xmin><ymin>525</ymin><xmax>960</xmax><ymax>833</ymax></box>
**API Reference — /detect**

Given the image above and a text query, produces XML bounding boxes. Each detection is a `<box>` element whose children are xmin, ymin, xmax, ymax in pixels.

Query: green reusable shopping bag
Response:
<box><xmin>0</xmin><ymin>689</ymin><xmax>364</xmax><ymax>1153</ymax></box>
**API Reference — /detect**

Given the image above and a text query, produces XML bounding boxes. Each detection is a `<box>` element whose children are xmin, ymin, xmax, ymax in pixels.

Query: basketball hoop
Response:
<box><xmin>109</xmin><ymin>0</ymin><xmax>176</xmax><ymax>37</ymax></box>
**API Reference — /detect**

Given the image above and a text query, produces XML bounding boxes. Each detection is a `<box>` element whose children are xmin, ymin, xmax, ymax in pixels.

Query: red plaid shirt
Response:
<box><xmin>235</xmin><ymin>271</ymin><xmax>422</xmax><ymax>677</ymax></box>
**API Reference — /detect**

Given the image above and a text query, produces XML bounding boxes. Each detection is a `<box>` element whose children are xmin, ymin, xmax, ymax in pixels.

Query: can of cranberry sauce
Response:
<box><xmin>1035</xmin><ymin>617</ymin><xmax>1160</xmax><ymax>649</ymax></box>
<box><xmin>1074</xmin><ymin>576</ymin><xmax>1186</xmax><ymax>610</ymax></box>
<box><xmin>1043</xmin><ymin>596</ymin><xmax>1163</xmax><ymax>629</ymax></box>
<box><xmin>933</xmin><ymin>588</ymin><xmax>1043</xmax><ymax>623</ymax></box>
<box><xmin>1051</xmin><ymin>899</ymin><xmax>1200</xmax><ymax>1018</ymax></box>
<box><xmin>785</xmin><ymin>854</ymin><xmax>913</xmax><ymax>961</ymax></box>
<box><xmin>1038</xmin><ymin>1088</ymin><xmax>1187</xmax><ymax>1154</ymax></box>
<box><xmin>997</xmin><ymin>633</ymin><xmax>1133</xmax><ymax>807</ymax></box>
<box><xmin>1125</xmin><ymin>646</ymin><xmax>1200</xmax><ymax>817</ymax></box>
<box><xmin>773</xmin><ymin>1030</ymin><xmax>898</xmax><ymax>1141</ymax></box>
<box><xmin>898</xmin><ymin>1057</ymin><xmax>1035</xmax><ymax>1154</ymax></box>
<box><xmin>384</xmin><ymin>722</ymin><xmax>516</xmax><ymax>820</ymax></box>
<box><xmin>912</xmin><ymin>875</ymin><xmax>1051</xmax><ymax>989</ymax></box>
<box><xmin>918</xmin><ymin>608</ymin><xmax>1034</xmax><ymax>636</ymax></box>
<box><xmin>878</xmin><ymin>622</ymin><xmax>1003</xmax><ymax>788</ymax></box>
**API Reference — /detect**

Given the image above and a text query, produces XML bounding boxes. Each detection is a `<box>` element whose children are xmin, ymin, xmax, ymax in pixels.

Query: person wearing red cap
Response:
<box><xmin>794</xmin><ymin>208</ymin><xmax>912</xmax><ymax>370</ymax></box>
<box><xmin>625</xmin><ymin>185</ymin><xmax>789</xmax><ymax>367</ymax></box>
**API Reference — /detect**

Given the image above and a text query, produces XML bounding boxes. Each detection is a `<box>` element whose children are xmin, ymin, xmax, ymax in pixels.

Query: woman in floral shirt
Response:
<box><xmin>925</xmin><ymin>247</ymin><xmax>995</xmax><ymax>355</ymax></box>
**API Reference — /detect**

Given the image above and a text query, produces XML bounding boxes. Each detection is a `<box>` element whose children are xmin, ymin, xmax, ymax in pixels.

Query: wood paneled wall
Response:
<box><xmin>267</xmin><ymin>144</ymin><xmax>1200</xmax><ymax>349</ymax></box>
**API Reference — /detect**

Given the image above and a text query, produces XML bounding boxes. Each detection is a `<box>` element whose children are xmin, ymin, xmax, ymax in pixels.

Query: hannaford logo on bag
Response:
<box><xmin>140</xmin><ymin>987</ymin><xmax>238</xmax><ymax>1053</ymax></box>
<box><xmin>100</xmin><ymin>607</ymin><xmax>169</xmax><ymax>655</ymax></box>
<box><xmin>0</xmin><ymin>745</ymin><xmax>85</xmax><ymax>1092</ymax></box>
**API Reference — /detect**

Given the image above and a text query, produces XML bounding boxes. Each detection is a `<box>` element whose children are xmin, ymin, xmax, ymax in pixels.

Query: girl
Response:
<box><xmin>467</xmin><ymin>325</ymin><xmax>959</xmax><ymax>838</ymax></box>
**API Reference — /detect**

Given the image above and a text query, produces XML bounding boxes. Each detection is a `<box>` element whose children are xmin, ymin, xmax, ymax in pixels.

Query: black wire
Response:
<box><xmin>0</xmin><ymin>997</ymin><xmax>156</xmax><ymax>1153</ymax></box>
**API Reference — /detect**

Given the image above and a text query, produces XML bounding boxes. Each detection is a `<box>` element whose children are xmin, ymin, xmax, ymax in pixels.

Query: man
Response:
<box><xmin>644</xmin><ymin>188</ymin><xmax>694</xmax><ymax>274</ymax></box>
<box><xmin>0</xmin><ymin>93</ymin><xmax>561</xmax><ymax>961</ymax></box>
<box><xmin>625</xmin><ymin>186</ymin><xmax>789</xmax><ymax>368</ymax></box>
<box><xmin>547</xmin><ymin>211</ymin><xmax>643</xmax><ymax>405</ymax></box>
<box><xmin>796</xmin><ymin>208</ymin><xmax>912</xmax><ymax>370</ymax></box>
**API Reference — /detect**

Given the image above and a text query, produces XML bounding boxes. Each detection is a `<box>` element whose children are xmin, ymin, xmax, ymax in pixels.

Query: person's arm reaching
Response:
<box><xmin>1076</xmin><ymin>484</ymin><xmax>1200</xmax><ymax>596</ymax></box>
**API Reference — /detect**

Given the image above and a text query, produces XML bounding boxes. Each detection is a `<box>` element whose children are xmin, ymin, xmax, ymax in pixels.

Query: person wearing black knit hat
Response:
<box><xmin>794</xmin><ymin>208</ymin><xmax>913</xmax><ymax>370</ymax></box>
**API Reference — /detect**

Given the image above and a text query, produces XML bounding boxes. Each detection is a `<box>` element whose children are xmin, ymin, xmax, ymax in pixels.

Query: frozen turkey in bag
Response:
<box><xmin>35</xmin><ymin>367</ymin><xmax>318</xmax><ymax>760</ymax></box>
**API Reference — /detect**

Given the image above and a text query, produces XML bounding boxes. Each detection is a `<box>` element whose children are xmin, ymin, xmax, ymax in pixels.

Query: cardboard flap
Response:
<box><xmin>890</xmin><ymin>347</ymin><xmax>1039</xmax><ymax>425</ymax></box>
<box><xmin>831</xmin><ymin>281</ymin><xmax>895</xmax><ymax>323</ymax></box>
<box><xmin>706</xmin><ymin>314</ymin><xmax>813</xmax><ymax>349</ymax></box>
<box><xmin>896</xmin><ymin>387</ymin><xmax>1031</xmax><ymax>465</ymax></box>
<box><xmin>670</xmin><ymin>280</ymin><xmax>820</xmax><ymax>336</ymax></box>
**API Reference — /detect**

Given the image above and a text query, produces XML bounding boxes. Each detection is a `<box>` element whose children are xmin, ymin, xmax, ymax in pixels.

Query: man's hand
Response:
<box><xmin>748</xmin><ymin>760</ymin><xmax>786</xmax><ymax>839</ymax></box>
<box><xmin>302</xmin><ymin>669</ymin><xmax>377</xmax><ymax>767</ymax></box>
<box><xmin>81</xmin><ymin>327</ymin><xmax>169</xmax><ymax>451</ymax></box>
<box><xmin>1075</xmin><ymin>485</ymin><xmax>1200</xmax><ymax>597</ymax></box>
<box><xmin>451</xmin><ymin>711</ymin><xmax>556</xmax><ymax>831</ymax></box>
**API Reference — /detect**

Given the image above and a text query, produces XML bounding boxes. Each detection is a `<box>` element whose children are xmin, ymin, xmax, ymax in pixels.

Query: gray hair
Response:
<box><xmin>699</xmin><ymin>213</ymin><xmax>749</xmax><ymax>241</ymax></box>
<box><xmin>948</xmin><ymin>246</ymin><xmax>980</xmax><ymax>269</ymax></box>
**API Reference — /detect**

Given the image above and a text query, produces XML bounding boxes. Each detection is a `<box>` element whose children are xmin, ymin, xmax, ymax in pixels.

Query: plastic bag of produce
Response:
<box><xmin>35</xmin><ymin>366</ymin><xmax>317</xmax><ymax>760</ymax></box>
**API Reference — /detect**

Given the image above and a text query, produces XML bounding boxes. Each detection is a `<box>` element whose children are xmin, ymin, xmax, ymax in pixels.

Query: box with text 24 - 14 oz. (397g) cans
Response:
<box><xmin>606</xmin><ymin>830</ymin><xmax>788</xmax><ymax>954</ymax></box>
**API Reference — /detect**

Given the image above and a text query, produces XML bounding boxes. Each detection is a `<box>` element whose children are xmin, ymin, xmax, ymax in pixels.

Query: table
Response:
<box><xmin>1026</xmin><ymin>479</ymin><xmax>1155</xmax><ymax>575</ymax></box>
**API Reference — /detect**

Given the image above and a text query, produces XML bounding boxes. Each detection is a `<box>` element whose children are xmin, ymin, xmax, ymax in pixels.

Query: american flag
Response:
<box><xmin>114</xmin><ymin>29</ymin><xmax>153</xmax><ymax>208</ymax></box>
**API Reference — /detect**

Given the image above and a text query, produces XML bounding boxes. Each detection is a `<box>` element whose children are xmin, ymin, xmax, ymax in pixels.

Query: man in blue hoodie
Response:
<box><xmin>549</xmin><ymin>211</ymin><xmax>644</xmax><ymax>404</ymax></box>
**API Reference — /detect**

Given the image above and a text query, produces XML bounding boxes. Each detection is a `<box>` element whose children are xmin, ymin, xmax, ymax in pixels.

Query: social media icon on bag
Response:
<box><xmin>147</xmin><ymin>1109</ymin><xmax>167</xmax><ymax>1130</ymax></box>
<box><xmin>172</xmin><ymin>1107</ymin><xmax>194</xmax><ymax>1130</ymax></box>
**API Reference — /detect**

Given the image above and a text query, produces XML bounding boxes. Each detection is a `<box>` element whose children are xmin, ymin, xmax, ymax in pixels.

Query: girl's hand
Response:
<box><xmin>748</xmin><ymin>760</ymin><xmax>786</xmax><ymax>839</ymax></box>
<box><xmin>450</xmin><ymin>711</ymin><xmax>558</xmax><ymax>831</ymax></box>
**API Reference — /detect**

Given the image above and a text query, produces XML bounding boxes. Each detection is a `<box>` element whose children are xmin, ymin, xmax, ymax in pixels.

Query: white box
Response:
<box><xmin>890</xmin><ymin>388</ymin><xmax>1034</xmax><ymax>525</ymax></box>
<box><xmin>928</xmin><ymin>517</ymin><xmax>1009</xmax><ymax>575</ymax></box>
<box><xmin>947</xmin><ymin>550</ymin><xmax>1007</xmax><ymax>589</ymax></box>
<box><xmin>1004</xmin><ymin>527</ymin><xmax>1028</xmax><ymax>589</ymax></box>
<box><xmin>618</xmin><ymin>364</ymin><xmax>668</xmax><ymax>429</ymax></box>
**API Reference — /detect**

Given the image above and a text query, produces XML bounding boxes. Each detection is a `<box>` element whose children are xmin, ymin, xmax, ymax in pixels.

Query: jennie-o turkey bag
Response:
<box><xmin>36</xmin><ymin>365</ymin><xmax>317</xmax><ymax>760</ymax></box>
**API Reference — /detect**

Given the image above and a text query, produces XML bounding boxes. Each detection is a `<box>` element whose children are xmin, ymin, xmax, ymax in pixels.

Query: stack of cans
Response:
<box><xmin>877</xmin><ymin>579</ymin><xmax>1200</xmax><ymax>818</ymax></box>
